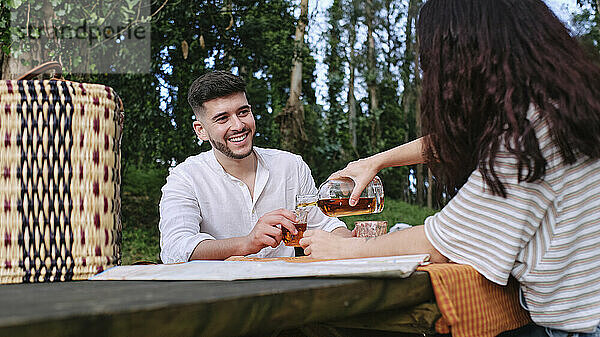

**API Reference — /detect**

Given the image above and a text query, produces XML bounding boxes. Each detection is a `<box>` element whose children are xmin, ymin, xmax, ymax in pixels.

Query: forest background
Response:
<box><xmin>1</xmin><ymin>0</ymin><xmax>598</xmax><ymax>263</ymax></box>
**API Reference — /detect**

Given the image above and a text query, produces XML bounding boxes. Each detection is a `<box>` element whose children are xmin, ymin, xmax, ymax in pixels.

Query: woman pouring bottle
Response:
<box><xmin>300</xmin><ymin>0</ymin><xmax>600</xmax><ymax>335</ymax></box>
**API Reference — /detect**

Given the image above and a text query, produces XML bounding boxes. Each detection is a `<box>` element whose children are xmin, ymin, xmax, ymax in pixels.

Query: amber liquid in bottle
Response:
<box><xmin>316</xmin><ymin>197</ymin><xmax>377</xmax><ymax>217</ymax></box>
<box><xmin>282</xmin><ymin>223</ymin><xmax>308</xmax><ymax>247</ymax></box>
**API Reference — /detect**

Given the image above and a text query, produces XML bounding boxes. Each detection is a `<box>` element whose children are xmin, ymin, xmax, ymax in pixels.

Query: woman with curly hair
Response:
<box><xmin>300</xmin><ymin>0</ymin><xmax>600</xmax><ymax>334</ymax></box>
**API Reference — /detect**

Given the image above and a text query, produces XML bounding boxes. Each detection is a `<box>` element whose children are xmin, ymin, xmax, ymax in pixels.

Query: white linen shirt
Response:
<box><xmin>159</xmin><ymin>147</ymin><xmax>347</xmax><ymax>263</ymax></box>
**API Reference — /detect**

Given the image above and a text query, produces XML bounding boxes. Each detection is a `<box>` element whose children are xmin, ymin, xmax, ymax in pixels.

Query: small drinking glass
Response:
<box><xmin>282</xmin><ymin>200</ymin><xmax>310</xmax><ymax>247</ymax></box>
<box><xmin>354</xmin><ymin>221</ymin><xmax>388</xmax><ymax>238</ymax></box>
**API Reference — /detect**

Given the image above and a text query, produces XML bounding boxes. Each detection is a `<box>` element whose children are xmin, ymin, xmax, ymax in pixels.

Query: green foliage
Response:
<box><xmin>3</xmin><ymin>0</ymin><xmax>448</xmax><ymax>264</ymax></box>
<box><xmin>320</xmin><ymin>0</ymin><xmax>353</xmax><ymax>179</ymax></box>
<box><xmin>120</xmin><ymin>166</ymin><xmax>168</xmax><ymax>264</ymax></box>
<box><xmin>572</xmin><ymin>3</ymin><xmax>600</xmax><ymax>57</ymax></box>
<box><xmin>3</xmin><ymin>0</ymin><xmax>597</xmax><ymax>264</ymax></box>
<box><xmin>121</xmin><ymin>166</ymin><xmax>168</xmax><ymax>227</ymax></box>
<box><xmin>1</xmin><ymin>0</ymin><xmax>151</xmax><ymax>73</ymax></box>
<box><xmin>0</xmin><ymin>0</ymin><xmax>18</xmax><ymax>57</ymax></box>
<box><xmin>122</xmin><ymin>224</ymin><xmax>161</xmax><ymax>264</ymax></box>
<box><xmin>316</xmin><ymin>0</ymin><xmax>416</xmax><ymax>200</ymax></box>
<box><xmin>577</xmin><ymin>0</ymin><xmax>599</xmax><ymax>12</ymax></box>
<box><xmin>0</xmin><ymin>3</ymin><xmax>7</xmax><ymax>52</ymax></box>
<box><xmin>112</xmin><ymin>0</ymin><xmax>311</xmax><ymax>264</ymax></box>
<box><xmin>151</xmin><ymin>0</ymin><xmax>302</xmax><ymax>160</ymax></box>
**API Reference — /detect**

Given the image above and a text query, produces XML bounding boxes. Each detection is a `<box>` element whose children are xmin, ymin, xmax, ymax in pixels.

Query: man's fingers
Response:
<box><xmin>261</xmin><ymin>210</ymin><xmax>298</xmax><ymax>233</ymax></box>
<box><xmin>279</xmin><ymin>219</ymin><xmax>298</xmax><ymax>235</ymax></box>
<box><xmin>280</xmin><ymin>208</ymin><xmax>298</xmax><ymax>222</ymax></box>
<box><xmin>274</xmin><ymin>231</ymin><xmax>283</xmax><ymax>243</ymax></box>
<box><xmin>260</xmin><ymin>235</ymin><xmax>278</xmax><ymax>248</ymax></box>
<box><xmin>257</xmin><ymin>213</ymin><xmax>297</xmax><ymax>235</ymax></box>
<box><xmin>258</xmin><ymin>224</ymin><xmax>282</xmax><ymax>238</ymax></box>
<box><xmin>266</xmin><ymin>208</ymin><xmax>297</xmax><ymax>222</ymax></box>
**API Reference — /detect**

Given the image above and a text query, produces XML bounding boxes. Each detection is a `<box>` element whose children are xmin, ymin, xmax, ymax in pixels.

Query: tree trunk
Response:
<box><xmin>596</xmin><ymin>0</ymin><xmax>600</xmax><ymax>28</ymax></box>
<box><xmin>401</xmin><ymin>0</ymin><xmax>423</xmax><ymax>203</ymax></box>
<box><xmin>427</xmin><ymin>168</ymin><xmax>433</xmax><ymax>208</ymax></box>
<box><xmin>347</xmin><ymin>2</ymin><xmax>358</xmax><ymax>156</ymax></box>
<box><xmin>383</xmin><ymin>1</ymin><xmax>392</xmax><ymax>70</ymax></box>
<box><xmin>399</xmin><ymin>0</ymin><xmax>415</xmax><ymax>201</ymax></box>
<box><xmin>414</xmin><ymin>0</ymin><xmax>424</xmax><ymax>206</ymax></box>
<box><xmin>0</xmin><ymin>52</ymin><xmax>5</xmax><ymax>79</ymax></box>
<box><xmin>1</xmin><ymin>2</ymin><xmax>55</xmax><ymax>79</ymax></box>
<box><xmin>277</xmin><ymin>0</ymin><xmax>309</xmax><ymax>152</ymax></box>
<box><xmin>366</xmin><ymin>0</ymin><xmax>379</xmax><ymax>153</ymax></box>
<box><xmin>1</xmin><ymin>50</ymin><xmax>43</xmax><ymax>80</ymax></box>
<box><xmin>401</xmin><ymin>0</ymin><xmax>416</xmax><ymax>145</ymax></box>
<box><xmin>348</xmin><ymin>61</ymin><xmax>357</xmax><ymax>156</ymax></box>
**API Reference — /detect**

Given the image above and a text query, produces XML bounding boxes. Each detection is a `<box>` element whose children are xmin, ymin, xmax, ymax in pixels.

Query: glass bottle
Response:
<box><xmin>296</xmin><ymin>176</ymin><xmax>384</xmax><ymax>217</ymax></box>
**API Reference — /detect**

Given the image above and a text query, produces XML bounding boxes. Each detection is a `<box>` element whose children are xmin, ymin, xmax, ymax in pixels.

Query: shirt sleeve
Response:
<box><xmin>295</xmin><ymin>156</ymin><xmax>347</xmax><ymax>233</ymax></box>
<box><xmin>424</xmin><ymin>152</ymin><xmax>554</xmax><ymax>285</ymax></box>
<box><xmin>159</xmin><ymin>168</ymin><xmax>215</xmax><ymax>263</ymax></box>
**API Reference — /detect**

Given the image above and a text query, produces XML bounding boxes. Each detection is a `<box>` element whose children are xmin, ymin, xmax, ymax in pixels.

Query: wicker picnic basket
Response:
<box><xmin>0</xmin><ymin>62</ymin><xmax>123</xmax><ymax>283</ymax></box>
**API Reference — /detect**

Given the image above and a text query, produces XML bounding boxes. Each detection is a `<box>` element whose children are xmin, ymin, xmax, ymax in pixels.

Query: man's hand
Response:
<box><xmin>244</xmin><ymin>208</ymin><xmax>298</xmax><ymax>254</ymax></box>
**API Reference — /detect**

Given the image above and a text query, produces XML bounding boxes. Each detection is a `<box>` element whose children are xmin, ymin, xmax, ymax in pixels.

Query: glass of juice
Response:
<box><xmin>354</xmin><ymin>220</ymin><xmax>388</xmax><ymax>237</ymax></box>
<box><xmin>282</xmin><ymin>197</ymin><xmax>310</xmax><ymax>247</ymax></box>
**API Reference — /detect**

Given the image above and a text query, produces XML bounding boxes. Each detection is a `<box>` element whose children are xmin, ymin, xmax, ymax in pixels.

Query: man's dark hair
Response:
<box><xmin>417</xmin><ymin>0</ymin><xmax>600</xmax><ymax>198</ymax></box>
<box><xmin>187</xmin><ymin>71</ymin><xmax>247</xmax><ymax>118</ymax></box>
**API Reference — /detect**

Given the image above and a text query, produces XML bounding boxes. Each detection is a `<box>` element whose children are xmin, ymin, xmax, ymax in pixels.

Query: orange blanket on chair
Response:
<box><xmin>417</xmin><ymin>263</ymin><xmax>531</xmax><ymax>337</ymax></box>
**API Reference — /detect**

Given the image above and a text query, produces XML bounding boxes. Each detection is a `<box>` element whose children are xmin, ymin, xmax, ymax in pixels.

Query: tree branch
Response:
<box><xmin>90</xmin><ymin>0</ymin><xmax>170</xmax><ymax>51</ymax></box>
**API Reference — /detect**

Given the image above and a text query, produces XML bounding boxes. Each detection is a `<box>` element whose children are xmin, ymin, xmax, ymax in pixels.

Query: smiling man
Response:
<box><xmin>158</xmin><ymin>71</ymin><xmax>351</xmax><ymax>263</ymax></box>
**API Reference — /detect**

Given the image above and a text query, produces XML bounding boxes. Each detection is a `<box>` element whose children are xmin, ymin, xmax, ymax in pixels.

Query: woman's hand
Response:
<box><xmin>299</xmin><ymin>229</ymin><xmax>360</xmax><ymax>259</ymax></box>
<box><xmin>300</xmin><ymin>225</ymin><xmax>448</xmax><ymax>263</ymax></box>
<box><xmin>328</xmin><ymin>138</ymin><xmax>426</xmax><ymax>206</ymax></box>
<box><xmin>328</xmin><ymin>158</ymin><xmax>380</xmax><ymax>206</ymax></box>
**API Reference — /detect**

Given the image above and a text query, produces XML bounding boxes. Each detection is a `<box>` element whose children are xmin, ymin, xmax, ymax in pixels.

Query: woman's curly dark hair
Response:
<box><xmin>417</xmin><ymin>0</ymin><xmax>600</xmax><ymax>197</ymax></box>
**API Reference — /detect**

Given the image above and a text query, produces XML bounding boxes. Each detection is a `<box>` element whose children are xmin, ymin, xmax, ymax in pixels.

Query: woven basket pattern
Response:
<box><xmin>0</xmin><ymin>79</ymin><xmax>122</xmax><ymax>283</ymax></box>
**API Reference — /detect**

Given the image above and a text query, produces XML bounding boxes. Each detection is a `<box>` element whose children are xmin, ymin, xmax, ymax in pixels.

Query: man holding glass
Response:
<box><xmin>159</xmin><ymin>71</ymin><xmax>351</xmax><ymax>263</ymax></box>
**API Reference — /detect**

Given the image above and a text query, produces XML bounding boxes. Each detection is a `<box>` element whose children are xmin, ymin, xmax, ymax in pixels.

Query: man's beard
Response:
<box><xmin>208</xmin><ymin>130</ymin><xmax>254</xmax><ymax>159</ymax></box>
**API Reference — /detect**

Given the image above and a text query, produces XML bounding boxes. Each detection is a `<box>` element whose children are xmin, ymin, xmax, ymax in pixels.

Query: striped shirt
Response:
<box><xmin>424</xmin><ymin>106</ymin><xmax>600</xmax><ymax>332</ymax></box>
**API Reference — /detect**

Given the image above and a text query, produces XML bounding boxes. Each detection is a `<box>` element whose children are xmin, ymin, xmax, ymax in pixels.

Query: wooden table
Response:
<box><xmin>0</xmin><ymin>272</ymin><xmax>439</xmax><ymax>337</ymax></box>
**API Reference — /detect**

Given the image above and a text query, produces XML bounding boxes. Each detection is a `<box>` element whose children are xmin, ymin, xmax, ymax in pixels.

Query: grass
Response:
<box><xmin>121</xmin><ymin>225</ymin><xmax>161</xmax><ymax>265</ymax></box>
<box><xmin>120</xmin><ymin>198</ymin><xmax>438</xmax><ymax>264</ymax></box>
